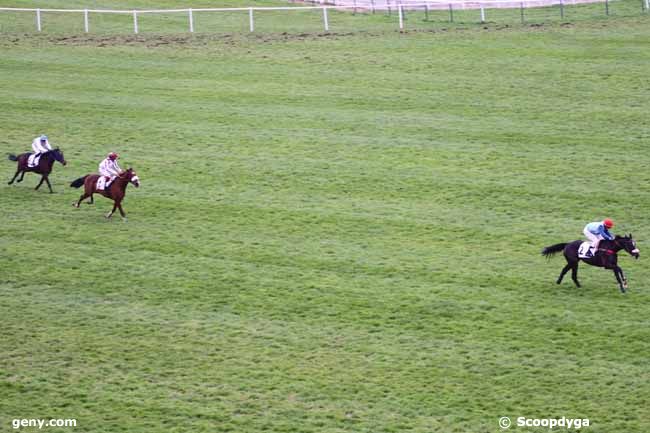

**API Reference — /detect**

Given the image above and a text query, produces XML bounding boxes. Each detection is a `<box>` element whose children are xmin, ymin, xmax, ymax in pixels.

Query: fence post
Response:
<box><xmin>189</xmin><ymin>8</ymin><xmax>194</xmax><ymax>33</ymax></box>
<box><xmin>36</xmin><ymin>8</ymin><xmax>42</xmax><ymax>32</ymax></box>
<box><xmin>323</xmin><ymin>6</ymin><xmax>329</xmax><ymax>31</ymax></box>
<box><xmin>371</xmin><ymin>0</ymin><xmax>376</xmax><ymax>13</ymax></box>
<box><xmin>249</xmin><ymin>7</ymin><xmax>254</xmax><ymax>32</ymax></box>
<box><xmin>605</xmin><ymin>0</ymin><xmax>609</xmax><ymax>15</ymax></box>
<box><xmin>449</xmin><ymin>3</ymin><xmax>454</xmax><ymax>22</ymax></box>
<box><xmin>645</xmin><ymin>0</ymin><xmax>649</xmax><ymax>11</ymax></box>
<box><xmin>520</xmin><ymin>2</ymin><xmax>524</xmax><ymax>22</ymax></box>
<box><xmin>480</xmin><ymin>5</ymin><xmax>485</xmax><ymax>22</ymax></box>
<box><xmin>425</xmin><ymin>3</ymin><xmax>429</xmax><ymax>21</ymax></box>
<box><xmin>84</xmin><ymin>9</ymin><xmax>89</xmax><ymax>32</ymax></box>
<box><xmin>560</xmin><ymin>0</ymin><xmax>564</xmax><ymax>19</ymax></box>
<box><xmin>398</xmin><ymin>4</ymin><xmax>404</xmax><ymax>29</ymax></box>
<box><xmin>133</xmin><ymin>10</ymin><xmax>138</xmax><ymax>34</ymax></box>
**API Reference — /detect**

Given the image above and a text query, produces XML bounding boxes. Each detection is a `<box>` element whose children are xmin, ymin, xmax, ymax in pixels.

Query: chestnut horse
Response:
<box><xmin>7</xmin><ymin>148</ymin><xmax>67</xmax><ymax>193</ymax></box>
<box><xmin>70</xmin><ymin>168</ymin><xmax>140</xmax><ymax>220</ymax></box>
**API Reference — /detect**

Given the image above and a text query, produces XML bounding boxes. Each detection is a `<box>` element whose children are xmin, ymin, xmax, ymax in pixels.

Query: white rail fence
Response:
<box><xmin>0</xmin><ymin>0</ymin><xmax>644</xmax><ymax>34</ymax></box>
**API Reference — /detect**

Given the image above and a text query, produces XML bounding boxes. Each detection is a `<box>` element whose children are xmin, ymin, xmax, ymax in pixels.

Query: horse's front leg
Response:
<box><xmin>106</xmin><ymin>201</ymin><xmax>117</xmax><ymax>219</ymax></box>
<box><xmin>116</xmin><ymin>201</ymin><xmax>127</xmax><ymax>221</ymax></box>
<box><xmin>44</xmin><ymin>176</ymin><xmax>53</xmax><ymax>193</ymax></box>
<box><xmin>8</xmin><ymin>169</ymin><xmax>21</xmax><ymax>185</ymax></box>
<box><xmin>614</xmin><ymin>266</ymin><xmax>627</xmax><ymax>293</ymax></box>
<box><xmin>35</xmin><ymin>175</ymin><xmax>45</xmax><ymax>190</ymax></box>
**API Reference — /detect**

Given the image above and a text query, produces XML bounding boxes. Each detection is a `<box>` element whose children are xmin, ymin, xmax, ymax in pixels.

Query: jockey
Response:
<box><xmin>98</xmin><ymin>152</ymin><xmax>123</xmax><ymax>190</ymax></box>
<box><xmin>583</xmin><ymin>218</ymin><xmax>614</xmax><ymax>255</ymax></box>
<box><xmin>29</xmin><ymin>135</ymin><xmax>52</xmax><ymax>167</ymax></box>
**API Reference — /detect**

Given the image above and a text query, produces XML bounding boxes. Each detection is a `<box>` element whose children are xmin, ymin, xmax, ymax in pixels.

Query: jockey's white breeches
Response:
<box><xmin>583</xmin><ymin>228</ymin><xmax>603</xmax><ymax>248</ymax></box>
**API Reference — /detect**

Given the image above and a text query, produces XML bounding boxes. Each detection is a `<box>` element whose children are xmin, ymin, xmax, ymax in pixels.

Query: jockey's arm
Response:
<box><xmin>31</xmin><ymin>139</ymin><xmax>43</xmax><ymax>153</ymax></box>
<box><xmin>99</xmin><ymin>159</ymin><xmax>116</xmax><ymax>177</ymax></box>
<box><xmin>600</xmin><ymin>227</ymin><xmax>614</xmax><ymax>240</ymax></box>
<box><xmin>106</xmin><ymin>160</ymin><xmax>122</xmax><ymax>176</ymax></box>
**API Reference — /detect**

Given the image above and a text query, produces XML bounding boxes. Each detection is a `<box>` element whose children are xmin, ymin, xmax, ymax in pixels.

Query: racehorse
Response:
<box><xmin>7</xmin><ymin>148</ymin><xmax>67</xmax><ymax>193</ymax></box>
<box><xmin>70</xmin><ymin>168</ymin><xmax>140</xmax><ymax>220</ymax></box>
<box><xmin>542</xmin><ymin>235</ymin><xmax>640</xmax><ymax>293</ymax></box>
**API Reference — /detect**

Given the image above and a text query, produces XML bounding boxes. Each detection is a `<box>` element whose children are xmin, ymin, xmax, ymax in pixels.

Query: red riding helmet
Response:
<box><xmin>108</xmin><ymin>152</ymin><xmax>119</xmax><ymax>160</ymax></box>
<box><xmin>603</xmin><ymin>218</ymin><xmax>614</xmax><ymax>229</ymax></box>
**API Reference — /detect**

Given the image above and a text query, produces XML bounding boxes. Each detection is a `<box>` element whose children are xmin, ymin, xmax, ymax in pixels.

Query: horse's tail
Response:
<box><xmin>70</xmin><ymin>176</ymin><xmax>88</xmax><ymax>188</ymax></box>
<box><xmin>8</xmin><ymin>154</ymin><xmax>18</xmax><ymax>161</ymax></box>
<box><xmin>541</xmin><ymin>243</ymin><xmax>568</xmax><ymax>258</ymax></box>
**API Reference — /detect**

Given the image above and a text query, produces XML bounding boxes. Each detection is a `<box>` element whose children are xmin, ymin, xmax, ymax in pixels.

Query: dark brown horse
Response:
<box><xmin>542</xmin><ymin>235</ymin><xmax>640</xmax><ymax>293</ymax></box>
<box><xmin>70</xmin><ymin>168</ymin><xmax>140</xmax><ymax>221</ymax></box>
<box><xmin>7</xmin><ymin>148</ymin><xmax>67</xmax><ymax>193</ymax></box>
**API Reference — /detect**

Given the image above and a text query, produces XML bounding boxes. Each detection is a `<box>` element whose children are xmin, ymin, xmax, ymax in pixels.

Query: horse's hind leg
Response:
<box><xmin>570</xmin><ymin>263</ymin><xmax>581</xmax><ymax>288</ymax></box>
<box><xmin>557</xmin><ymin>263</ymin><xmax>572</xmax><ymax>284</ymax></box>
<box><xmin>88</xmin><ymin>194</ymin><xmax>94</xmax><ymax>204</ymax></box>
<box><xmin>74</xmin><ymin>192</ymin><xmax>91</xmax><ymax>208</ymax></box>
<box><xmin>17</xmin><ymin>170</ymin><xmax>26</xmax><ymax>183</ymax></box>
<box><xmin>8</xmin><ymin>169</ymin><xmax>21</xmax><ymax>185</ymax></box>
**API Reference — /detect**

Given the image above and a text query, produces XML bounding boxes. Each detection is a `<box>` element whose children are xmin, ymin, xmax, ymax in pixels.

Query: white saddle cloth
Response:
<box><xmin>27</xmin><ymin>153</ymin><xmax>40</xmax><ymax>167</ymax></box>
<box><xmin>578</xmin><ymin>242</ymin><xmax>596</xmax><ymax>259</ymax></box>
<box><xmin>96</xmin><ymin>176</ymin><xmax>114</xmax><ymax>191</ymax></box>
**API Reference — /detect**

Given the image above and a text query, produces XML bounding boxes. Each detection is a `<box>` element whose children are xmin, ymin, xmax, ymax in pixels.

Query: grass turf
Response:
<box><xmin>1</xmin><ymin>5</ymin><xmax>650</xmax><ymax>433</ymax></box>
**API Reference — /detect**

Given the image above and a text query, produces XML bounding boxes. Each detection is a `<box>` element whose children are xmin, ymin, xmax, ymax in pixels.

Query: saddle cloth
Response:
<box><xmin>27</xmin><ymin>153</ymin><xmax>40</xmax><ymax>168</ymax></box>
<box><xmin>578</xmin><ymin>242</ymin><xmax>596</xmax><ymax>259</ymax></box>
<box><xmin>96</xmin><ymin>176</ymin><xmax>114</xmax><ymax>191</ymax></box>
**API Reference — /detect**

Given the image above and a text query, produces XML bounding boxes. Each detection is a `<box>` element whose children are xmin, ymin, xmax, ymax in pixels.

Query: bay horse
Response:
<box><xmin>70</xmin><ymin>168</ymin><xmax>140</xmax><ymax>220</ymax></box>
<box><xmin>7</xmin><ymin>148</ymin><xmax>67</xmax><ymax>193</ymax></box>
<box><xmin>542</xmin><ymin>235</ymin><xmax>640</xmax><ymax>293</ymax></box>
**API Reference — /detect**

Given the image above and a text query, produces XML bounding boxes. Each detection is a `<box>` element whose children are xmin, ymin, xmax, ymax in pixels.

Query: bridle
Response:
<box><xmin>613</xmin><ymin>237</ymin><xmax>639</xmax><ymax>257</ymax></box>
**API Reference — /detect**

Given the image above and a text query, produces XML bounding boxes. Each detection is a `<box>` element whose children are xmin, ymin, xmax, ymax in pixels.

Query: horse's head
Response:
<box><xmin>615</xmin><ymin>234</ymin><xmax>640</xmax><ymax>260</ymax></box>
<box><xmin>50</xmin><ymin>148</ymin><xmax>67</xmax><ymax>166</ymax></box>
<box><xmin>122</xmin><ymin>167</ymin><xmax>140</xmax><ymax>188</ymax></box>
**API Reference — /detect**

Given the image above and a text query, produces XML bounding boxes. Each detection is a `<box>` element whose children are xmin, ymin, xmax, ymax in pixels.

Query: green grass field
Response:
<box><xmin>1</xmin><ymin>2</ymin><xmax>650</xmax><ymax>432</ymax></box>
